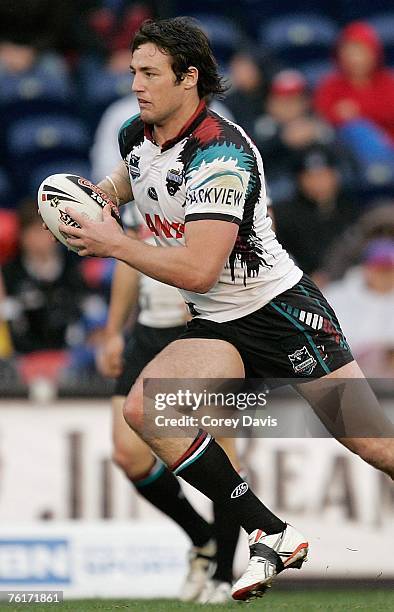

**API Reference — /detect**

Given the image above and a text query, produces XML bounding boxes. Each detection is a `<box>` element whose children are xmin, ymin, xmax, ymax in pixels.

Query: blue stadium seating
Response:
<box><xmin>7</xmin><ymin>115</ymin><xmax>90</xmax><ymax>160</ymax></box>
<box><xmin>0</xmin><ymin>167</ymin><xmax>12</xmax><ymax>208</ymax></box>
<box><xmin>29</xmin><ymin>160</ymin><xmax>92</xmax><ymax>195</ymax></box>
<box><xmin>260</xmin><ymin>14</ymin><xmax>338</xmax><ymax>65</ymax></box>
<box><xmin>299</xmin><ymin>60</ymin><xmax>332</xmax><ymax>89</ymax></box>
<box><xmin>0</xmin><ymin>61</ymin><xmax>73</xmax><ymax>107</ymax></box>
<box><xmin>190</xmin><ymin>14</ymin><xmax>244</xmax><ymax>65</ymax></box>
<box><xmin>5</xmin><ymin>115</ymin><xmax>90</xmax><ymax>199</ymax></box>
<box><xmin>177</xmin><ymin>1</ymin><xmax>337</xmax><ymax>38</ymax></box>
<box><xmin>338</xmin><ymin>0</ymin><xmax>394</xmax><ymax>23</ymax></box>
<box><xmin>78</xmin><ymin>57</ymin><xmax>132</xmax><ymax>131</ymax></box>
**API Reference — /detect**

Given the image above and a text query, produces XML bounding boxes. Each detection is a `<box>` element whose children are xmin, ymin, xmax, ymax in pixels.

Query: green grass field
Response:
<box><xmin>0</xmin><ymin>591</ymin><xmax>392</xmax><ymax>612</ymax></box>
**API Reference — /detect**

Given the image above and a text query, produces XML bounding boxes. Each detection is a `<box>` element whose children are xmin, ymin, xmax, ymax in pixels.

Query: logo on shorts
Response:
<box><xmin>231</xmin><ymin>482</ymin><xmax>249</xmax><ymax>499</ymax></box>
<box><xmin>317</xmin><ymin>344</ymin><xmax>328</xmax><ymax>361</ymax></box>
<box><xmin>128</xmin><ymin>154</ymin><xmax>141</xmax><ymax>178</ymax></box>
<box><xmin>166</xmin><ymin>168</ymin><xmax>183</xmax><ymax>196</ymax></box>
<box><xmin>288</xmin><ymin>346</ymin><xmax>317</xmax><ymax>375</ymax></box>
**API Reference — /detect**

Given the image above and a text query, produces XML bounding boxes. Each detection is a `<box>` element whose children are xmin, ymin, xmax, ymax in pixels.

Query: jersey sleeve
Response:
<box><xmin>184</xmin><ymin>144</ymin><xmax>252</xmax><ymax>225</ymax></box>
<box><xmin>118</xmin><ymin>113</ymin><xmax>143</xmax><ymax>161</ymax></box>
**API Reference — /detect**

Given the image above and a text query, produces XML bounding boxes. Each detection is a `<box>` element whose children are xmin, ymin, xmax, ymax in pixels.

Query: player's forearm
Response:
<box><xmin>97</xmin><ymin>162</ymin><xmax>133</xmax><ymax>206</ymax></box>
<box><xmin>113</xmin><ymin>234</ymin><xmax>217</xmax><ymax>293</ymax></box>
<box><xmin>105</xmin><ymin>261</ymin><xmax>139</xmax><ymax>335</ymax></box>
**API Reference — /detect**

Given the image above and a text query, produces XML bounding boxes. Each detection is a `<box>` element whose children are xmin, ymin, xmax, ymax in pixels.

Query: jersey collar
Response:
<box><xmin>143</xmin><ymin>100</ymin><xmax>207</xmax><ymax>151</ymax></box>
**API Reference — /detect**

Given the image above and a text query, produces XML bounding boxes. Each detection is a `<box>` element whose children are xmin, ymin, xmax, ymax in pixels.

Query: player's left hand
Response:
<box><xmin>59</xmin><ymin>204</ymin><xmax>123</xmax><ymax>257</ymax></box>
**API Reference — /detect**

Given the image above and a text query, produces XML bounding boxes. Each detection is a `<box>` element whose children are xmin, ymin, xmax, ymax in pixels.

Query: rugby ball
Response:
<box><xmin>38</xmin><ymin>174</ymin><xmax>122</xmax><ymax>252</ymax></box>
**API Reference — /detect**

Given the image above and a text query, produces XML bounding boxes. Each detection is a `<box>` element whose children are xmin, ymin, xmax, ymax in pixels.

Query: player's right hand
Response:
<box><xmin>96</xmin><ymin>332</ymin><xmax>125</xmax><ymax>378</ymax></box>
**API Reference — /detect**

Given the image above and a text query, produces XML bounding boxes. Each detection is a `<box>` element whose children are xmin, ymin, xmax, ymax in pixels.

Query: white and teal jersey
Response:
<box><xmin>119</xmin><ymin>101</ymin><xmax>302</xmax><ymax>323</ymax></box>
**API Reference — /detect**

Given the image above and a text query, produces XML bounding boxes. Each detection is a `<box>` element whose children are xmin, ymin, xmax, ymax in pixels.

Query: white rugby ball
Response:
<box><xmin>37</xmin><ymin>174</ymin><xmax>122</xmax><ymax>252</ymax></box>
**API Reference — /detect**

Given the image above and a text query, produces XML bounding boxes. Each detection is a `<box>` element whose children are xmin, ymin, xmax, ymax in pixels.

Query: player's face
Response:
<box><xmin>131</xmin><ymin>43</ymin><xmax>186</xmax><ymax>125</ymax></box>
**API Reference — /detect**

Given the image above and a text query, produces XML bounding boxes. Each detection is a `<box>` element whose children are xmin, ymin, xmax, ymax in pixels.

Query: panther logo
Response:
<box><xmin>166</xmin><ymin>168</ymin><xmax>183</xmax><ymax>196</ymax></box>
<box><xmin>288</xmin><ymin>346</ymin><xmax>317</xmax><ymax>375</ymax></box>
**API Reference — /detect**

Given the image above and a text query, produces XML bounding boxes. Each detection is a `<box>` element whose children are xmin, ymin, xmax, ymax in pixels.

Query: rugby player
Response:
<box><xmin>59</xmin><ymin>17</ymin><xmax>394</xmax><ymax>601</ymax></box>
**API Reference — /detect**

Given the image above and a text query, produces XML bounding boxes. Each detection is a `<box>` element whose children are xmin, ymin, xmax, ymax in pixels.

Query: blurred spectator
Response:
<box><xmin>321</xmin><ymin>202</ymin><xmax>394</xmax><ymax>282</ymax></box>
<box><xmin>87</xmin><ymin>1</ymin><xmax>153</xmax><ymax>68</ymax></box>
<box><xmin>91</xmin><ymin>93</ymin><xmax>233</xmax><ymax>181</ymax></box>
<box><xmin>0</xmin><ymin>210</ymin><xmax>19</xmax><ymax>265</ymax></box>
<box><xmin>0</xmin><ymin>200</ymin><xmax>86</xmax><ymax>354</ymax></box>
<box><xmin>0</xmin><ymin>0</ymin><xmax>99</xmax><ymax>65</ymax></box>
<box><xmin>254</xmin><ymin>70</ymin><xmax>358</xmax><ymax>201</ymax></box>
<box><xmin>273</xmin><ymin>144</ymin><xmax>359</xmax><ymax>280</ymax></box>
<box><xmin>314</xmin><ymin>22</ymin><xmax>394</xmax><ymax>173</ymax></box>
<box><xmin>0</xmin><ymin>270</ymin><xmax>13</xmax><ymax>358</ymax></box>
<box><xmin>225</xmin><ymin>49</ymin><xmax>276</xmax><ymax>135</ymax></box>
<box><xmin>325</xmin><ymin>238</ymin><xmax>394</xmax><ymax>377</ymax></box>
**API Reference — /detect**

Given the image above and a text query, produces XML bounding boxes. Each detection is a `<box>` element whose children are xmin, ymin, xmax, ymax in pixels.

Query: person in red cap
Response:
<box><xmin>254</xmin><ymin>69</ymin><xmax>356</xmax><ymax>201</ymax></box>
<box><xmin>314</xmin><ymin>21</ymin><xmax>394</xmax><ymax>143</ymax></box>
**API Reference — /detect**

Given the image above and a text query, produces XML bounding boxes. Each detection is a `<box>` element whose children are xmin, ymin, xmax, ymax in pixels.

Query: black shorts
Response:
<box><xmin>114</xmin><ymin>322</ymin><xmax>186</xmax><ymax>396</ymax></box>
<box><xmin>178</xmin><ymin>274</ymin><xmax>353</xmax><ymax>380</ymax></box>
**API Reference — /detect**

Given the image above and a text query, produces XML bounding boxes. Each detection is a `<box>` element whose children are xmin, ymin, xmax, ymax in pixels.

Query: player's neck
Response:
<box><xmin>153</xmin><ymin>97</ymin><xmax>202</xmax><ymax>146</ymax></box>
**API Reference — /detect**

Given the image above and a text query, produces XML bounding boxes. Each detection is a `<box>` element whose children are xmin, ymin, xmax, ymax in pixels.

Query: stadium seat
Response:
<box><xmin>252</xmin><ymin>1</ymin><xmax>336</xmax><ymax>37</ymax></box>
<box><xmin>367</xmin><ymin>13</ymin><xmax>394</xmax><ymax>65</ymax></box>
<box><xmin>190</xmin><ymin>14</ymin><xmax>244</xmax><ymax>65</ymax></box>
<box><xmin>29</xmin><ymin>159</ymin><xmax>92</xmax><ymax>195</ymax></box>
<box><xmin>299</xmin><ymin>60</ymin><xmax>332</xmax><ymax>89</ymax></box>
<box><xmin>338</xmin><ymin>0</ymin><xmax>394</xmax><ymax>23</ymax></box>
<box><xmin>78</xmin><ymin>57</ymin><xmax>132</xmax><ymax>131</ymax></box>
<box><xmin>5</xmin><ymin>114</ymin><xmax>91</xmax><ymax>198</ymax></box>
<box><xmin>0</xmin><ymin>168</ymin><xmax>13</xmax><ymax>208</ymax></box>
<box><xmin>339</xmin><ymin>121</ymin><xmax>394</xmax><ymax>199</ymax></box>
<box><xmin>175</xmin><ymin>1</ymin><xmax>232</xmax><ymax>14</ymax></box>
<box><xmin>0</xmin><ymin>58</ymin><xmax>73</xmax><ymax>107</ymax></box>
<box><xmin>260</xmin><ymin>14</ymin><xmax>338</xmax><ymax>65</ymax></box>
<box><xmin>6</xmin><ymin>115</ymin><xmax>90</xmax><ymax>160</ymax></box>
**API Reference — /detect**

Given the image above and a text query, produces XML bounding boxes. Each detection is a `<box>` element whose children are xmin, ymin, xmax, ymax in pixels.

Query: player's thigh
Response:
<box><xmin>112</xmin><ymin>394</ymin><xmax>153</xmax><ymax>460</ymax></box>
<box><xmin>297</xmin><ymin>360</ymin><xmax>394</xmax><ymax>454</ymax></box>
<box><xmin>125</xmin><ymin>338</ymin><xmax>245</xmax><ymax>420</ymax></box>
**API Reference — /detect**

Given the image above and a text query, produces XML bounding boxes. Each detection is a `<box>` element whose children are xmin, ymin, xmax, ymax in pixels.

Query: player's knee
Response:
<box><xmin>123</xmin><ymin>391</ymin><xmax>143</xmax><ymax>432</ymax></box>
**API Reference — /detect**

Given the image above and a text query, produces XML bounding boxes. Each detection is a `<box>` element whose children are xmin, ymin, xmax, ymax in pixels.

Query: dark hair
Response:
<box><xmin>131</xmin><ymin>17</ymin><xmax>228</xmax><ymax>99</ymax></box>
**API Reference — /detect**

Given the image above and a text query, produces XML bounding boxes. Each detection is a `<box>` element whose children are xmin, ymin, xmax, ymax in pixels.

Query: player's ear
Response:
<box><xmin>183</xmin><ymin>66</ymin><xmax>199</xmax><ymax>90</ymax></box>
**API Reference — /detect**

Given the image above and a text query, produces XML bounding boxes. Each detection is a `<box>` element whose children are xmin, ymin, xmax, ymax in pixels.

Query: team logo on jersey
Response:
<box><xmin>186</xmin><ymin>302</ymin><xmax>200</xmax><ymax>317</ymax></box>
<box><xmin>128</xmin><ymin>154</ymin><xmax>141</xmax><ymax>178</ymax></box>
<box><xmin>147</xmin><ymin>186</ymin><xmax>158</xmax><ymax>201</ymax></box>
<box><xmin>166</xmin><ymin>168</ymin><xmax>183</xmax><ymax>196</ymax></box>
<box><xmin>288</xmin><ymin>346</ymin><xmax>317</xmax><ymax>375</ymax></box>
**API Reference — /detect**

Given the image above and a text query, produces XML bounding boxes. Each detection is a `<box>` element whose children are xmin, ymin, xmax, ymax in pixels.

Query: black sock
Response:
<box><xmin>133</xmin><ymin>458</ymin><xmax>212</xmax><ymax>547</ymax></box>
<box><xmin>172</xmin><ymin>431</ymin><xmax>285</xmax><ymax>536</ymax></box>
<box><xmin>212</xmin><ymin>501</ymin><xmax>240</xmax><ymax>583</ymax></box>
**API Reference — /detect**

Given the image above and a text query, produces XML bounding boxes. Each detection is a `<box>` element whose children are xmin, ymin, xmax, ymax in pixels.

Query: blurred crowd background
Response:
<box><xmin>0</xmin><ymin>0</ymin><xmax>394</xmax><ymax>396</ymax></box>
